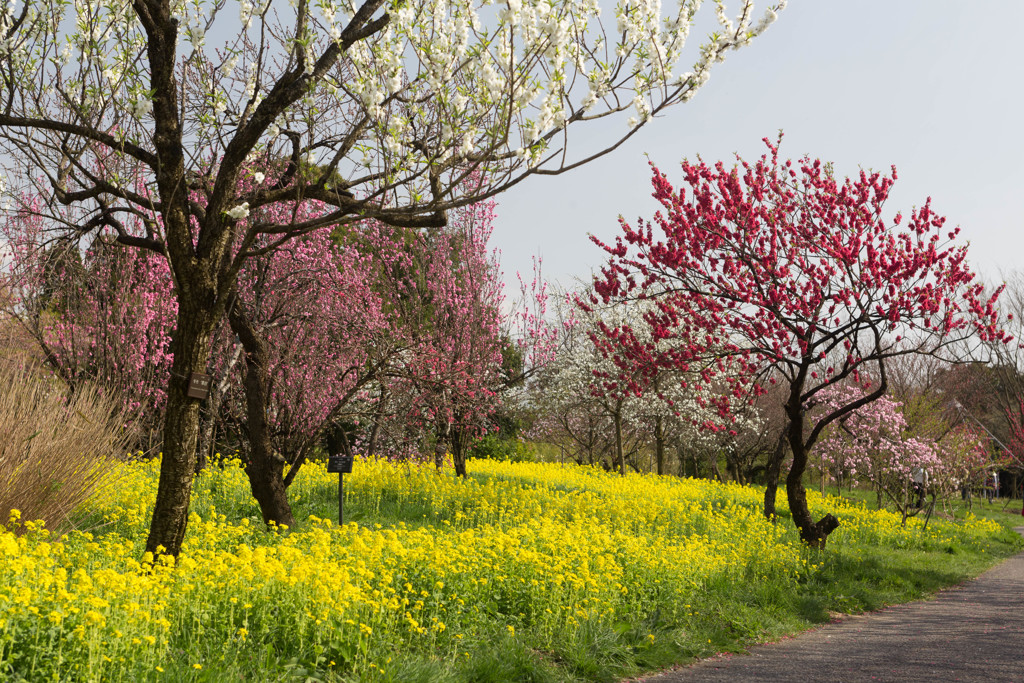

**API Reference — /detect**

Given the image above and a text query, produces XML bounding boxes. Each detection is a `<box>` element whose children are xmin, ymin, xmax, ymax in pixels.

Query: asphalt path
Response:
<box><xmin>639</xmin><ymin>527</ymin><xmax>1024</xmax><ymax>683</ymax></box>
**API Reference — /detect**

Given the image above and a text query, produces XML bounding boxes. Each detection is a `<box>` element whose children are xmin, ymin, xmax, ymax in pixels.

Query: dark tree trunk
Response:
<box><xmin>452</xmin><ymin>426</ymin><xmax>468</xmax><ymax>478</ymax></box>
<box><xmin>229</xmin><ymin>304</ymin><xmax>295</xmax><ymax>529</ymax></box>
<box><xmin>142</xmin><ymin>7</ymin><xmax>210</xmax><ymax>559</ymax></box>
<box><xmin>434</xmin><ymin>424</ymin><xmax>449</xmax><ymax>471</ymax></box>
<box><xmin>784</xmin><ymin>396</ymin><xmax>839</xmax><ymax>548</ymax></box>
<box><xmin>325</xmin><ymin>423</ymin><xmax>350</xmax><ymax>458</ymax></box>
<box><xmin>654</xmin><ymin>416</ymin><xmax>665</xmax><ymax>475</ymax></box>
<box><xmin>762</xmin><ymin>433</ymin><xmax>787</xmax><ymax>521</ymax></box>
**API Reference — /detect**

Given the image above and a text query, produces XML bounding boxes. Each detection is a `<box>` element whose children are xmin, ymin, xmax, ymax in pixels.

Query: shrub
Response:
<box><xmin>468</xmin><ymin>434</ymin><xmax>535</xmax><ymax>463</ymax></box>
<box><xmin>0</xmin><ymin>363</ymin><xmax>129</xmax><ymax>531</ymax></box>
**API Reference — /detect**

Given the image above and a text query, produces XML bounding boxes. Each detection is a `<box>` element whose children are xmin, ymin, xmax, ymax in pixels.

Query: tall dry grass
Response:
<box><xmin>0</xmin><ymin>362</ymin><xmax>131</xmax><ymax>531</ymax></box>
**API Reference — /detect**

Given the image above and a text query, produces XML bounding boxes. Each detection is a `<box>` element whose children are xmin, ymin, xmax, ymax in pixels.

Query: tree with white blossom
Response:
<box><xmin>529</xmin><ymin>291</ymin><xmax>759</xmax><ymax>474</ymax></box>
<box><xmin>0</xmin><ymin>0</ymin><xmax>784</xmax><ymax>556</ymax></box>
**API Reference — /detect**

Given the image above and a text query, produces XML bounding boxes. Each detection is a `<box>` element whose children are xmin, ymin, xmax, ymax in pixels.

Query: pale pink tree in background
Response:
<box><xmin>815</xmin><ymin>384</ymin><xmax>941</xmax><ymax>523</ymax></box>
<box><xmin>0</xmin><ymin>199</ymin><xmax>175</xmax><ymax>449</ymax></box>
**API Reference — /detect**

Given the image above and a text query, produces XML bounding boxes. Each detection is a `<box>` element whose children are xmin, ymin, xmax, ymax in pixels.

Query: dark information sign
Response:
<box><xmin>187</xmin><ymin>372</ymin><xmax>212</xmax><ymax>400</ymax></box>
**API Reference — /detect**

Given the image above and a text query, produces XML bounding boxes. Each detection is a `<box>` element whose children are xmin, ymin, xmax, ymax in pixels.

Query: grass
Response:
<box><xmin>1</xmin><ymin>457</ymin><xmax>1021</xmax><ymax>682</ymax></box>
<box><xmin>816</xmin><ymin>481</ymin><xmax>1024</xmax><ymax>529</ymax></box>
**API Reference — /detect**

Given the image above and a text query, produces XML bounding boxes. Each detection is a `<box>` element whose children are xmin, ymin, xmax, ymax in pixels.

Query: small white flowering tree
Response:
<box><xmin>529</xmin><ymin>291</ymin><xmax>759</xmax><ymax>474</ymax></box>
<box><xmin>0</xmin><ymin>0</ymin><xmax>783</xmax><ymax>555</ymax></box>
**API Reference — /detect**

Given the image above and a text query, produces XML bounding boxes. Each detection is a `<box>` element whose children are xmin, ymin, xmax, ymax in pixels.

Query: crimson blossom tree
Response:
<box><xmin>592</xmin><ymin>138</ymin><xmax>1007</xmax><ymax>547</ymax></box>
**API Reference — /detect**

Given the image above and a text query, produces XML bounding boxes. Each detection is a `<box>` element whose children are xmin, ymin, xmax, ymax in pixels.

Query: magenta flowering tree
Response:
<box><xmin>591</xmin><ymin>138</ymin><xmax>1007</xmax><ymax>547</ymax></box>
<box><xmin>360</xmin><ymin>196</ymin><xmax>509</xmax><ymax>477</ymax></box>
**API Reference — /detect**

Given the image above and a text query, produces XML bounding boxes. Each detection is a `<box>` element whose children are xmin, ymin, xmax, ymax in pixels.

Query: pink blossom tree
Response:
<box><xmin>1</xmin><ymin>201</ymin><xmax>175</xmax><ymax>449</ymax></box>
<box><xmin>815</xmin><ymin>385</ymin><xmax>942</xmax><ymax>523</ymax></box>
<box><xmin>932</xmin><ymin>423</ymin><xmax>992</xmax><ymax>510</ymax></box>
<box><xmin>357</xmin><ymin>196</ymin><xmax>512</xmax><ymax>477</ymax></box>
<box><xmin>591</xmin><ymin>137</ymin><xmax>1007</xmax><ymax>547</ymax></box>
<box><xmin>221</xmin><ymin>221</ymin><xmax>390</xmax><ymax>527</ymax></box>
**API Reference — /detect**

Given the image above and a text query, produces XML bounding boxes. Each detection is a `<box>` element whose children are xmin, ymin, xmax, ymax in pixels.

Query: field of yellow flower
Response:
<box><xmin>1</xmin><ymin>457</ymin><xmax>1019</xmax><ymax>682</ymax></box>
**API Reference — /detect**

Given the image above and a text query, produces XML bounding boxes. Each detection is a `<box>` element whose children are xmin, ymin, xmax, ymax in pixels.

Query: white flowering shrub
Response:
<box><xmin>528</xmin><ymin>291</ymin><xmax>762</xmax><ymax>473</ymax></box>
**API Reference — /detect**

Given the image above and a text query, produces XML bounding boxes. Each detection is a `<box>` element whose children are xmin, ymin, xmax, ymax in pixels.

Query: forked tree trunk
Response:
<box><xmin>785</xmin><ymin>404</ymin><xmax>839</xmax><ymax>549</ymax></box>
<box><xmin>229</xmin><ymin>305</ymin><xmax>295</xmax><ymax>529</ymax></box>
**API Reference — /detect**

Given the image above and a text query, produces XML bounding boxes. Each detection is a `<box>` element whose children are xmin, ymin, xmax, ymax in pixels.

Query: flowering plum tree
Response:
<box><xmin>815</xmin><ymin>385</ymin><xmax>941</xmax><ymax>523</ymax></box>
<box><xmin>591</xmin><ymin>138</ymin><xmax>1007</xmax><ymax>547</ymax></box>
<box><xmin>0</xmin><ymin>0</ymin><xmax>784</xmax><ymax>556</ymax></box>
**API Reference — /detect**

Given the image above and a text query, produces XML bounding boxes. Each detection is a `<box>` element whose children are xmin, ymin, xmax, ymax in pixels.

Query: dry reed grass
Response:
<box><xmin>0</xmin><ymin>361</ymin><xmax>131</xmax><ymax>531</ymax></box>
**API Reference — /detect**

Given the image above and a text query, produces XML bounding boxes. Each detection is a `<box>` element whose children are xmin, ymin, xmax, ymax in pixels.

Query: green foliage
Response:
<box><xmin>468</xmin><ymin>435</ymin><xmax>535</xmax><ymax>463</ymax></box>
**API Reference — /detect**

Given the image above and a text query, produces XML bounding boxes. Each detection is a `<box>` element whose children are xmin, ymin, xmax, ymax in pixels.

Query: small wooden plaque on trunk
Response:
<box><xmin>187</xmin><ymin>372</ymin><xmax>212</xmax><ymax>400</ymax></box>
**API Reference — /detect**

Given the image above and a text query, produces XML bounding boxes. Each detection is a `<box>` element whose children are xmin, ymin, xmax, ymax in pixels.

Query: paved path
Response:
<box><xmin>640</xmin><ymin>528</ymin><xmax>1024</xmax><ymax>683</ymax></box>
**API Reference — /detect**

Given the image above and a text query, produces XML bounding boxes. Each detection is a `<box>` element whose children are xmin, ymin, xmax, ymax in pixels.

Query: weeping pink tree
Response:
<box><xmin>591</xmin><ymin>137</ymin><xmax>1007</xmax><ymax>547</ymax></box>
<box><xmin>1</xmin><ymin>199</ymin><xmax>175</xmax><ymax>449</ymax></box>
<box><xmin>359</xmin><ymin>197</ymin><xmax>508</xmax><ymax>476</ymax></box>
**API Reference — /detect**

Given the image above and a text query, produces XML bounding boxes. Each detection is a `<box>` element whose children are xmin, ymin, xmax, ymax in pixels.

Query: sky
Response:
<box><xmin>489</xmin><ymin>2</ymin><xmax>1024</xmax><ymax>294</ymax></box>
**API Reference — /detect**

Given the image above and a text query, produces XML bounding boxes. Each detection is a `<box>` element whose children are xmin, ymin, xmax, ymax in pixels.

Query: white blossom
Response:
<box><xmin>220</xmin><ymin>55</ymin><xmax>238</xmax><ymax>77</ymax></box>
<box><xmin>225</xmin><ymin>203</ymin><xmax>249</xmax><ymax>220</ymax></box>
<box><xmin>459</xmin><ymin>132</ymin><xmax>475</xmax><ymax>157</ymax></box>
<box><xmin>130</xmin><ymin>98</ymin><xmax>153</xmax><ymax>118</ymax></box>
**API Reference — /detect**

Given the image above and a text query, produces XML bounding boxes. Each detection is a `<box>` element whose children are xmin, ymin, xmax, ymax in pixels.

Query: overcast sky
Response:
<box><xmin>490</xmin><ymin>1</ymin><xmax>1024</xmax><ymax>295</ymax></box>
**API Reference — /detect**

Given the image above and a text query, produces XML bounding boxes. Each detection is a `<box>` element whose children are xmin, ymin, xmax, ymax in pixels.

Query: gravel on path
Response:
<box><xmin>639</xmin><ymin>527</ymin><xmax>1024</xmax><ymax>683</ymax></box>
